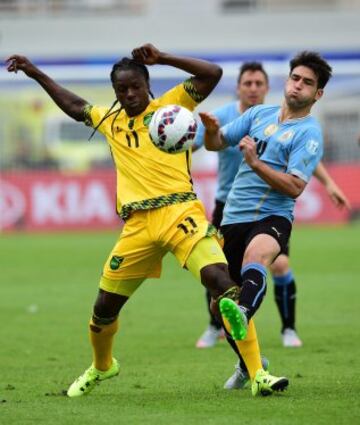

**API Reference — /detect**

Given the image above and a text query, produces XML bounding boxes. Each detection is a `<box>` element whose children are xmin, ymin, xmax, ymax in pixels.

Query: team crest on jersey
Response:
<box><xmin>143</xmin><ymin>112</ymin><xmax>155</xmax><ymax>127</ymax></box>
<box><xmin>110</xmin><ymin>256</ymin><xmax>124</xmax><ymax>270</ymax></box>
<box><xmin>264</xmin><ymin>124</ymin><xmax>279</xmax><ymax>137</ymax></box>
<box><xmin>278</xmin><ymin>130</ymin><xmax>294</xmax><ymax>142</ymax></box>
<box><xmin>306</xmin><ymin>139</ymin><xmax>319</xmax><ymax>155</ymax></box>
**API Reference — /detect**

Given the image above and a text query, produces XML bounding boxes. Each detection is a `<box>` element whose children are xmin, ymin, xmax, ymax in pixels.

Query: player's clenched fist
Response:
<box><xmin>6</xmin><ymin>55</ymin><xmax>39</xmax><ymax>77</ymax></box>
<box><xmin>132</xmin><ymin>44</ymin><xmax>162</xmax><ymax>66</ymax></box>
<box><xmin>239</xmin><ymin>135</ymin><xmax>259</xmax><ymax>167</ymax></box>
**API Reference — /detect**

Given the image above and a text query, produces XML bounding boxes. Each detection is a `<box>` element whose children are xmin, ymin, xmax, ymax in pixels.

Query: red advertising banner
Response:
<box><xmin>1</xmin><ymin>164</ymin><xmax>359</xmax><ymax>232</ymax></box>
<box><xmin>294</xmin><ymin>164</ymin><xmax>359</xmax><ymax>223</ymax></box>
<box><xmin>0</xmin><ymin>170</ymin><xmax>120</xmax><ymax>231</ymax></box>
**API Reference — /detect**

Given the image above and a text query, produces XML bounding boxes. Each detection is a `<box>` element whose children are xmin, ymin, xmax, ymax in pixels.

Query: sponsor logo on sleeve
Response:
<box><xmin>306</xmin><ymin>139</ymin><xmax>320</xmax><ymax>155</ymax></box>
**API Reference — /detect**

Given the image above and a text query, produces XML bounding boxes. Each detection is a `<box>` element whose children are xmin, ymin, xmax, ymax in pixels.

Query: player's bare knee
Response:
<box><xmin>243</xmin><ymin>244</ymin><xmax>278</xmax><ymax>267</ymax></box>
<box><xmin>270</xmin><ymin>254</ymin><xmax>289</xmax><ymax>276</ymax></box>
<box><xmin>93</xmin><ymin>289</ymin><xmax>128</xmax><ymax>320</ymax></box>
<box><xmin>243</xmin><ymin>247</ymin><xmax>267</xmax><ymax>266</ymax></box>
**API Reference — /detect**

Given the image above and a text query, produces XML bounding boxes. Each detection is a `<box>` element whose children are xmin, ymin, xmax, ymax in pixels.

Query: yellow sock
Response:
<box><xmin>89</xmin><ymin>318</ymin><xmax>119</xmax><ymax>371</ymax></box>
<box><xmin>235</xmin><ymin>319</ymin><xmax>262</xmax><ymax>380</ymax></box>
<box><xmin>222</xmin><ymin>317</ymin><xmax>262</xmax><ymax>380</ymax></box>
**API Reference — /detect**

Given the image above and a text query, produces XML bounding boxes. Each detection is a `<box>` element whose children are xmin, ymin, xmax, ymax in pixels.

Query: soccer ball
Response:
<box><xmin>148</xmin><ymin>105</ymin><xmax>197</xmax><ymax>154</ymax></box>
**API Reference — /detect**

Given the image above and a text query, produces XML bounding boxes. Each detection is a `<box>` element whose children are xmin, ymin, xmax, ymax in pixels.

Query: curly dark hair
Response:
<box><xmin>289</xmin><ymin>51</ymin><xmax>332</xmax><ymax>89</ymax></box>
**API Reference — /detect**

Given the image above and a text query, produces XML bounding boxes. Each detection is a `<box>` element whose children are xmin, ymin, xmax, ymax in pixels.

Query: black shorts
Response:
<box><xmin>282</xmin><ymin>243</ymin><xmax>290</xmax><ymax>256</ymax></box>
<box><xmin>211</xmin><ymin>199</ymin><xmax>225</xmax><ymax>229</ymax></box>
<box><xmin>220</xmin><ymin>215</ymin><xmax>292</xmax><ymax>285</ymax></box>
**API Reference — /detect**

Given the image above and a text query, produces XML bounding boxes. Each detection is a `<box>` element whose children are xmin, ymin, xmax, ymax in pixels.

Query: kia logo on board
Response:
<box><xmin>0</xmin><ymin>181</ymin><xmax>26</xmax><ymax>229</ymax></box>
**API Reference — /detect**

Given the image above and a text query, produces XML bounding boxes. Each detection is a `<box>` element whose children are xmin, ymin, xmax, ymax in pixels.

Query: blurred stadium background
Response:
<box><xmin>0</xmin><ymin>0</ymin><xmax>359</xmax><ymax>231</ymax></box>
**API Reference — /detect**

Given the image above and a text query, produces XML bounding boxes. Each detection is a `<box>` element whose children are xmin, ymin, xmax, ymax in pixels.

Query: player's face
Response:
<box><xmin>112</xmin><ymin>70</ymin><xmax>150</xmax><ymax>117</ymax></box>
<box><xmin>285</xmin><ymin>66</ymin><xmax>323</xmax><ymax>110</ymax></box>
<box><xmin>237</xmin><ymin>70</ymin><xmax>269</xmax><ymax>109</ymax></box>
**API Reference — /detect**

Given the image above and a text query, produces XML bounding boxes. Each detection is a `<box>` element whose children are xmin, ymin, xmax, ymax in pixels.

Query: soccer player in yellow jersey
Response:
<box><xmin>6</xmin><ymin>44</ymin><xmax>288</xmax><ymax>397</ymax></box>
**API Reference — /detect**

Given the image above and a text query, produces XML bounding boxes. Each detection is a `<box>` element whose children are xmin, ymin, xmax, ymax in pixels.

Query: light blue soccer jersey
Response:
<box><xmin>221</xmin><ymin>104</ymin><xmax>323</xmax><ymax>224</ymax></box>
<box><xmin>194</xmin><ymin>101</ymin><xmax>243</xmax><ymax>203</ymax></box>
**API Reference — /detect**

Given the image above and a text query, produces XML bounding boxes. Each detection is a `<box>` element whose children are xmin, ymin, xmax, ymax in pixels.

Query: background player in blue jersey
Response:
<box><xmin>200</xmin><ymin>51</ymin><xmax>336</xmax><ymax>388</ymax></box>
<box><xmin>195</xmin><ymin>63</ymin><xmax>350</xmax><ymax>354</ymax></box>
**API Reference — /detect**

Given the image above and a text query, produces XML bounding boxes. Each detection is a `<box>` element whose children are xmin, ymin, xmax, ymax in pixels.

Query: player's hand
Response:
<box><xmin>5</xmin><ymin>55</ymin><xmax>39</xmax><ymax>77</ymax></box>
<box><xmin>239</xmin><ymin>135</ymin><xmax>259</xmax><ymax>167</ymax></box>
<box><xmin>199</xmin><ymin>112</ymin><xmax>220</xmax><ymax>134</ymax></box>
<box><xmin>132</xmin><ymin>44</ymin><xmax>162</xmax><ymax>65</ymax></box>
<box><xmin>325</xmin><ymin>181</ymin><xmax>351</xmax><ymax>210</ymax></box>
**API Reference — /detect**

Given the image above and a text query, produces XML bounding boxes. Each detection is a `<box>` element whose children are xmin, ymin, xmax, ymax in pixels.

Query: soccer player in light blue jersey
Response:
<box><xmin>200</xmin><ymin>51</ymin><xmax>334</xmax><ymax>390</ymax></box>
<box><xmin>195</xmin><ymin>63</ymin><xmax>349</xmax><ymax>356</ymax></box>
<box><xmin>194</xmin><ymin>63</ymin><xmax>269</xmax><ymax>348</ymax></box>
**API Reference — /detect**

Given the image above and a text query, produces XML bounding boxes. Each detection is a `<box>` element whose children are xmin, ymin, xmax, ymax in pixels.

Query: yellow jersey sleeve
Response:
<box><xmin>84</xmin><ymin>104</ymin><xmax>115</xmax><ymax>134</ymax></box>
<box><xmin>156</xmin><ymin>79</ymin><xmax>206</xmax><ymax>111</ymax></box>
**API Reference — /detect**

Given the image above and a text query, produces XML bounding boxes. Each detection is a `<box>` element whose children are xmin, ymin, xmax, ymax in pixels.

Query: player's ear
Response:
<box><xmin>315</xmin><ymin>88</ymin><xmax>324</xmax><ymax>102</ymax></box>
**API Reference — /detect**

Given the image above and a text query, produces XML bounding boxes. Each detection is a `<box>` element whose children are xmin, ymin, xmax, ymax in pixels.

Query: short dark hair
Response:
<box><xmin>237</xmin><ymin>62</ymin><xmax>269</xmax><ymax>84</ymax></box>
<box><xmin>289</xmin><ymin>51</ymin><xmax>332</xmax><ymax>89</ymax></box>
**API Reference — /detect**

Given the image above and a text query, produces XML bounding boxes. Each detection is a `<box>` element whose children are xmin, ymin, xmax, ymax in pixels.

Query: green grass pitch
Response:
<box><xmin>1</xmin><ymin>225</ymin><xmax>359</xmax><ymax>424</ymax></box>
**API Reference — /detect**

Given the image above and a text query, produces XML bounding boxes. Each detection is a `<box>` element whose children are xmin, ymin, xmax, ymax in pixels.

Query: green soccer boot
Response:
<box><xmin>224</xmin><ymin>356</ymin><xmax>270</xmax><ymax>390</ymax></box>
<box><xmin>251</xmin><ymin>368</ymin><xmax>289</xmax><ymax>396</ymax></box>
<box><xmin>67</xmin><ymin>358</ymin><xmax>120</xmax><ymax>397</ymax></box>
<box><xmin>219</xmin><ymin>298</ymin><xmax>248</xmax><ymax>340</ymax></box>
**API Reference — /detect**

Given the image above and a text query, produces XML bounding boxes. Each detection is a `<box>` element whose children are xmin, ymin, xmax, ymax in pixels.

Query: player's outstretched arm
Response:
<box><xmin>314</xmin><ymin>162</ymin><xmax>351</xmax><ymax>209</ymax></box>
<box><xmin>132</xmin><ymin>43</ymin><xmax>222</xmax><ymax>99</ymax></box>
<box><xmin>6</xmin><ymin>55</ymin><xmax>88</xmax><ymax>122</ymax></box>
<box><xmin>199</xmin><ymin>112</ymin><xmax>227</xmax><ymax>151</ymax></box>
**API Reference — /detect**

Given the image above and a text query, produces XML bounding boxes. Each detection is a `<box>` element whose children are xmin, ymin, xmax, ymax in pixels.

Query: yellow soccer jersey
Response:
<box><xmin>85</xmin><ymin>80</ymin><xmax>204</xmax><ymax>220</ymax></box>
